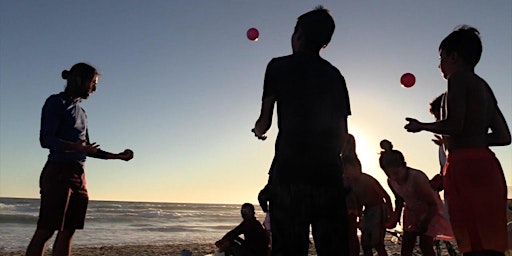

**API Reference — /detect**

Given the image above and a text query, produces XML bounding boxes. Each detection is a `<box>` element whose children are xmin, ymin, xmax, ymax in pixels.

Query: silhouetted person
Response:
<box><xmin>215</xmin><ymin>203</ymin><xmax>269</xmax><ymax>256</ymax></box>
<box><xmin>405</xmin><ymin>25</ymin><xmax>510</xmax><ymax>255</ymax></box>
<box><xmin>252</xmin><ymin>6</ymin><xmax>351</xmax><ymax>256</ymax></box>
<box><xmin>26</xmin><ymin>63</ymin><xmax>134</xmax><ymax>256</ymax></box>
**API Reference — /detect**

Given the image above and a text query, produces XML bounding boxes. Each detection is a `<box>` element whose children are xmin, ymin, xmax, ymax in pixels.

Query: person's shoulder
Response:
<box><xmin>408</xmin><ymin>168</ymin><xmax>429</xmax><ymax>181</ymax></box>
<box><xmin>44</xmin><ymin>92</ymin><xmax>66</xmax><ymax>104</ymax></box>
<box><xmin>361</xmin><ymin>173</ymin><xmax>382</xmax><ymax>186</ymax></box>
<box><xmin>448</xmin><ymin>70</ymin><xmax>477</xmax><ymax>87</ymax></box>
<box><xmin>267</xmin><ymin>54</ymin><xmax>295</xmax><ymax>66</ymax></box>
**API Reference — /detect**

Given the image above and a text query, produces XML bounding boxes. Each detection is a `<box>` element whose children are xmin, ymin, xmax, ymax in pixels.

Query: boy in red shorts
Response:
<box><xmin>405</xmin><ymin>26</ymin><xmax>511</xmax><ymax>255</ymax></box>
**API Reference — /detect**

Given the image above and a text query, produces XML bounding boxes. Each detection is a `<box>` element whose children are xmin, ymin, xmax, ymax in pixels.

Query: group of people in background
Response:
<box><xmin>26</xmin><ymin>4</ymin><xmax>510</xmax><ymax>256</ymax></box>
<box><xmin>224</xmin><ymin>5</ymin><xmax>510</xmax><ymax>256</ymax></box>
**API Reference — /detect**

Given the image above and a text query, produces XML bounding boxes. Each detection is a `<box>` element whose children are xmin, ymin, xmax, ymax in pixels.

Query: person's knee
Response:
<box><xmin>32</xmin><ymin>229</ymin><xmax>55</xmax><ymax>242</ymax></box>
<box><xmin>361</xmin><ymin>242</ymin><xmax>372</xmax><ymax>252</ymax></box>
<box><xmin>55</xmin><ymin>229</ymin><xmax>76</xmax><ymax>240</ymax></box>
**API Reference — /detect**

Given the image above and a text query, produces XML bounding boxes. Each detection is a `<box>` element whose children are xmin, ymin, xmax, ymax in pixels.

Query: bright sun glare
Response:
<box><xmin>349</xmin><ymin>129</ymin><xmax>384</xmax><ymax>179</ymax></box>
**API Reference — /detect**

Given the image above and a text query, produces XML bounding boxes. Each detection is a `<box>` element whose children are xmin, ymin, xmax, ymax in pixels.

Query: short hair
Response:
<box><xmin>241</xmin><ymin>203</ymin><xmax>255</xmax><ymax>215</ymax></box>
<box><xmin>295</xmin><ymin>5</ymin><xmax>335</xmax><ymax>50</ymax></box>
<box><xmin>439</xmin><ymin>25</ymin><xmax>482</xmax><ymax>67</ymax></box>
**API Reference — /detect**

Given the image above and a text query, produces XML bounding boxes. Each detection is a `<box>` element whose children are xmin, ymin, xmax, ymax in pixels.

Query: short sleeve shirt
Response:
<box><xmin>262</xmin><ymin>52</ymin><xmax>351</xmax><ymax>184</ymax></box>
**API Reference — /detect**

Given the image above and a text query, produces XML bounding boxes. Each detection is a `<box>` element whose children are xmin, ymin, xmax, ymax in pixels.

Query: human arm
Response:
<box><xmin>375</xmin><ymin>180</ymin><xmax>393</xmax><ymax>218</ymax></box>
<box><xmin>215</xmin><ymin>221</ymin><xmax>246</xmax><ymax>250</ymax></box>
<box><xmin>253</xmin><ymin>96</ymin><xmax>276</xmax><ymax>140</ymax></box>
<box><xmin>85</xmin><ymin>130</ymin><xmax>134</xmax><ymax>161</ymax></box>
<box><xmin>386</xmin><ymin>180</ymin><xmax>403</xmax><ymax>229</ymax></box>
<box><xmin>253</xmin><ymin>60</ymin><xmax>278</xmax><ymax>140</ymax></box>
<box><xmin>411</xmin><ymin>171</ymin><xmax>438</xmax><ymax>234</ymax></box>
<box><xmin>405</xmin><ymin>73</ymin><xmax>467</xmax><ymax>135</ymax></box>
<box><xmin>487</xmin><ymin>106</ymin><xmax>511</xmax><ymax>146</ymax></box>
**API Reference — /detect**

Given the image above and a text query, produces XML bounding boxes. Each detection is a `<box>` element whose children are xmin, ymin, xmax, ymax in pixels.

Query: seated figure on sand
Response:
<box><xmin>215</xmin><ymin>203</ymin><xmax>269</xmax><ymax>256</ymax></box>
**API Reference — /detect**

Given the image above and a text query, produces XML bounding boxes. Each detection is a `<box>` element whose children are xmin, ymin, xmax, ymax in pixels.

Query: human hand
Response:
<box><xmin>432</xmin><ymin>134</ymin><xmax>443</xmax><ymax>146</ymax></box>
<box><xmin>215</xmin><ymin>240</ymin><xmax>228</xmax><ymax>252</ymax></box>
<box><xmin>385</xmin><ymin>214</ymin><xmax>398</xmax><ymax>229</ymax></box>
<box><xmin>385</xmin><ymin>220</ymin><xmax>396</xmax><ymax>229</ymax></box>
<box><xmin>71</xmin><ymin>140</ymin><xmax>99</xmax><ymax>154</ymax></box>
<box><xmin>258</xmin><ymin>185</ymin><xmax>271</xmax><ymax>212</ymax></box>
<box><xmin>407</xmin><ymin>223</ymin><xmax>428</xmax><ymax>234</ymax></box>
<box><xmin>404</xmin><ymin>117</ymin><xmax>423</xmax><ymax>133</ymax></box>
<box><xmin>251</xmin><ymin>128</ymin><xmax>267</xmax><ymax>141</ymax></box>
<box><xmin>119</xmin><ymin>149</ymin><xmax>134</xmax><ymax>161</ymax></box>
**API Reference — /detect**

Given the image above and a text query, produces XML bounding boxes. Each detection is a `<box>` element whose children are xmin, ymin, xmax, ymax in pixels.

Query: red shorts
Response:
<box><xmin>443</xmin><ymin>148</ymin><xmax>507</xmax><ymax>253</ymax></box>
<box><xmin>37</xmin><ymin>161</ymin><xmax>89</xmax><ymax>231</ymax></box>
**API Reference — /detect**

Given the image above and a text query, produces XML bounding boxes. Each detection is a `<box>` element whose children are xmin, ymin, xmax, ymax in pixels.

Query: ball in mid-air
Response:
<box><xmin>400</xmin><ymin>73</ymin><xmax>416</xmax><ymax>88</ymax></box>
<box><xmin>247</xmin><ymin>27</ymin><xmax>259</xmax><ymax>41</ymax></box>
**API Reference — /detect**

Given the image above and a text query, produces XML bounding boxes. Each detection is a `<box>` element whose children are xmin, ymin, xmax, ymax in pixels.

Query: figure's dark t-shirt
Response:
<box><xmin>262</xmin><ymin>52</ymin><xmax>351</xmax><ymax>185</ymax></box>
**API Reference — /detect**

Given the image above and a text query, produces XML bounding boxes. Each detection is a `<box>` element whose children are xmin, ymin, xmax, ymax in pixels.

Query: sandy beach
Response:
<box><xmin>0</xmin><ymin>234</ymin><xmax>465</xmax><ymax>256</ymax></box>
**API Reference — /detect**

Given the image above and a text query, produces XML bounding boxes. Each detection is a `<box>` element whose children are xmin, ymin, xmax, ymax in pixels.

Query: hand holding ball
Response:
<box><xmin>121</xmin><ymin>149</ymin><xmax>134</xmax><ymax>161</ymax></box>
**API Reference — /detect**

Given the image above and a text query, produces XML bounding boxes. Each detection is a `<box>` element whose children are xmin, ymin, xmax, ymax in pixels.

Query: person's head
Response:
<box><xmin>429</xmin><ymin>93</ymin><xmax>444</xmax><ymax>120</ymax></box>
<box><xmin>62</xmin><ymin>63</ymin><xmax>99</xmax><ymax>99</ymax></box>
<box><xmin>438</xmin><ymin>25</ymin><xmax>482</xmax><ymax>79</ymax></box>
<box><xmin>342</xmin><ymin>134</ymin><xmax>362</xmax><ymax>177</ymax></box>
<box><xmin>379</xmin><ymin>140</ymin><xmax>407</xmax><ymax>182</ymax></box>
<box><xmin>241</xmin><ymin>203</ymin><xmax>255</xmax><ymax>219</ymax></box>
<box><xmin>292</xmin><ymin>6</ymin><xmax>335</xmax><ymax>53</ymax></box>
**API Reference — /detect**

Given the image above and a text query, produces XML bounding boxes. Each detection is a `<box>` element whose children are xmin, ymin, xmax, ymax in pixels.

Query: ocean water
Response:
<box><xmin>0</xmin><ymin>197</ymin><xmax>258</xmax><ymax>252</ymax></box>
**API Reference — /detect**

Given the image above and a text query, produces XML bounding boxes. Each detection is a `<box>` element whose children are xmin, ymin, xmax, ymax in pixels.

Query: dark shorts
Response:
<box><xmin>269</xmin><ymin>182</ymin><xmax>349</xmax><ymax>256</ymax></box>
<box><xmin>37</xmin><ymin>161</ymin><xmax>89</xmax><ymax>231</ymax></box>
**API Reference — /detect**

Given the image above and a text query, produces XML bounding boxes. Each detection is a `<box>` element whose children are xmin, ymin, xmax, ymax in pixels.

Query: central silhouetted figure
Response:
<box><xmin>252</xmin><ymin>5</ymin><xmax>351</xmax><ymax>256</ymax></box>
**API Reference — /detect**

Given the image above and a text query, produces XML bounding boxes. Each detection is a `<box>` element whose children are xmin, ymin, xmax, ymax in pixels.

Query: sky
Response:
<box><xmin>1</xmin><ymin>0</ymin><xmax>511</xmax><ymax>205</ymax></box>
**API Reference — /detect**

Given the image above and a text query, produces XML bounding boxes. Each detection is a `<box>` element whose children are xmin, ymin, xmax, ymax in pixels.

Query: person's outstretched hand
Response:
<box><xmin>404</xmin><ymin>117</ymin><xmax>422</xmax><ymax>133</ymax></box>
<box><xmin>119</xmin><ymin>149</ymin><xmax>134</xmax><ymax>161</ymax></box>
<box><xmin>258</xmin><ymin>185</ymin><xmax>271</xmax><ymax>212</ymax></box>
<box><xmin>432</xmin><ymin>134</ymin><xmax>443</xmax><ymax>146</ymax></box>
<box><xmin>251</xmin><ymin>128</ymin><xmax>267</xmax><ymax>141</ymax></box>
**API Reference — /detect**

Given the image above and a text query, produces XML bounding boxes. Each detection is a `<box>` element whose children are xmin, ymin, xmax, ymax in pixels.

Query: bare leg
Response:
<box><xmin>443</xmin><ymin>241</ymin><xmax>458</xmax><ymax>256</ymax></box>
<box><xmin>52</xmin><ymin>229</ymin><xmax>75</xmax><ymax>256</ymax></box>
<box><xmin>375</xmin><ymin>242</ymin><xmax>388</xmax><ymax>256</ymax></box>
<box><xmin>419</xmin><ymin>235</ymin><xmax>435</xmax><ymax>256</ymax></box>
<box><xmin>400</xmin><ymin>232</ymin><xmax>417</xmax><ymax>256</ymax></box>
<box><xmin>361</xmin><ymin>244</ymin><xmax>373</xmax><ymax>256</ymax></box>
<box><xmin>26</xmin><ymin>229</ymin><xmax>55</xmax><ymax>256</ymax></box>
<box><xmin>434</xmin><ymin>240</ymin><xmax>442</xmax><ymax>256</ymax></box>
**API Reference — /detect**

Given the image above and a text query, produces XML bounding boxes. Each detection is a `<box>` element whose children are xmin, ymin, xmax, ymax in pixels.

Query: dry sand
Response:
<box><xmin>0</xmin><ymin>234</ymin><xmax>469</xmax><ymax>256</ymax></box>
